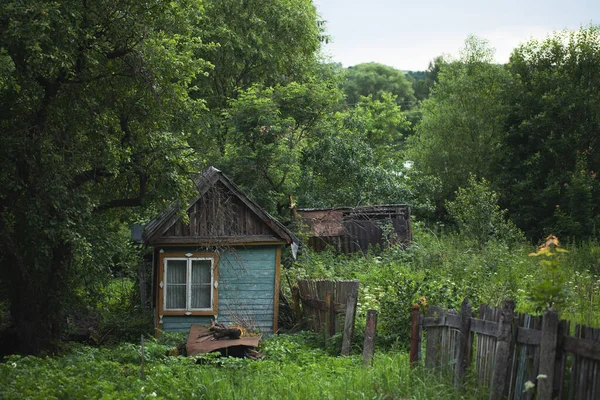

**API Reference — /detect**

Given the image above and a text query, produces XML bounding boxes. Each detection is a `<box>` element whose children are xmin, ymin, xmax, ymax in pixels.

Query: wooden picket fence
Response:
<box><xmin>410</xmin><ymin>299</ymin><xmax>600</xmax><ymax>400</ymax></box>
<box><xmin>296</xmin><ymin>279</ymin><xmax>359</xmax><ymax>336</ymax></box>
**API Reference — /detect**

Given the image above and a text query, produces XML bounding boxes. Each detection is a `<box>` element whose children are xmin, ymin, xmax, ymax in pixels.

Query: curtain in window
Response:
<box><xmin>191</xmin><ymin>260</ymin><xmax>211</xmax><ymax>308</ymax></box>
<box><xmin>166</xmin><ymin>260</ymin><xmax>186</xmax><ymax>309</ymax></box>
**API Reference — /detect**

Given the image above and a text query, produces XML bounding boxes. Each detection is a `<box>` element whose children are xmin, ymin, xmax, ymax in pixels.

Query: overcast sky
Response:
<box><xmin>314</xmin><ymin>0</ymin><xmax>598</xmax><ymax>71</ymax></box>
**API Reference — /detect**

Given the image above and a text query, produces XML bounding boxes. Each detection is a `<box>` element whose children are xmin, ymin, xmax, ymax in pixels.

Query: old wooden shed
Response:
<box><xmin>297</xmin><ymin>205</ymin><xmax>411</xmax><ymax>254</ymax></box>
<box><xmin>143</xmin><ymin>167</ymin><xmax>297</xmax><ymax>334</ymax></box>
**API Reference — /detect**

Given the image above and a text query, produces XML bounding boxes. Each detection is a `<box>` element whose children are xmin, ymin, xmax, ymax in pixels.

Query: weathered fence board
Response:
<box><xmin>568</xmin><ymin>324</ymin><xmax>600</xmax><ymax>400</ymax></box>
<box><xmin>490</xmin><ymin>300</ymin><xmax>515</xmax><ymax>400</ymax></box>
<box><xmin>297</xmin><ymin>279</ymin><xmax>359</xmax><ymax>338</ymax></box>
<box><xmin>412</xmin><ymin>298</ymin><xmax>600</xmax><ymax>400</ymax></box>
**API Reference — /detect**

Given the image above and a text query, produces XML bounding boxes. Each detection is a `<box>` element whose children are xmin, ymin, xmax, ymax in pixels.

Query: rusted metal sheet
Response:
<box><xmin>300</xmin><ymin>210</ymin><xmax>344</xmax><ymax>236</ymax></box>
<box><xmin>298</xmin><ymin>204</ymin><xmax>411</xmax><ymax>254</ymax></box>
<box><xmin>186</xmin><ymin>324</ymin><xmax>261</xmax><ymax>356</ymax></box>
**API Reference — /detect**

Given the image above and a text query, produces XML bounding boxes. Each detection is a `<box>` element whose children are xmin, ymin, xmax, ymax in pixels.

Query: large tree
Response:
<box><xmin>192</xmin><ymin>0</ymin><xmax>323</xmax><ymax>156</ymax></box>
<box><xmin>406</xmin><ymin>36</ymin><xmax>511</xmax><ymax>209</ymax></box>
<box><xmin>0</xmin><ymin>0</ymin><xmax>206</xmax><ymax>354</ymax></box>
<box><xmin>497</xmin><ymin>26</ymin><xmax>600</xmax><ymax>239</ymax></box>
<box><xmin>343</xmin><ymin>62</ymin><xmax>417</xmax><ymax>110</ymax></box>
<box><xmin>222</xmin><ymin>73</ymin><xmax>343</xmax><ymax>214</ymax></box>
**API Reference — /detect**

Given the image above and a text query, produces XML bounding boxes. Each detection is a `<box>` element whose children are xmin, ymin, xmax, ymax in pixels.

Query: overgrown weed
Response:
<box><xmin>0</xmin><ymin>333</ymin><xmax>487</xmax><ymax>399</ymax></box>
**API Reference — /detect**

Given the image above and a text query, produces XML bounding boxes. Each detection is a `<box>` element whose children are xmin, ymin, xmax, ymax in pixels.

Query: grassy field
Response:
<box><xmin>0</xmin><ymin>332</ymin><xmax>489</xmax><ymax>400</ymax></box>
<box><xmin>2</xmin><ymin>228</ymin><xmax>599</xmax><ymax>399</ymax></box>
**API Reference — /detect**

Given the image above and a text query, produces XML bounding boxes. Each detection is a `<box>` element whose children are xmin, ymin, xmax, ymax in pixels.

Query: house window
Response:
<box><xmin>163</xmin><ymin>254</ymin><xmax>217</xmax><ymax>313</ymax></box>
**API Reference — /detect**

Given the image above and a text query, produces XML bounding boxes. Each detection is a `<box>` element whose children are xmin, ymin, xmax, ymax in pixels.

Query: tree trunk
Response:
<box><xmin>6</xmin><ymin>240</ymin><xmax>72</xmax><ymax>355</ymax></box>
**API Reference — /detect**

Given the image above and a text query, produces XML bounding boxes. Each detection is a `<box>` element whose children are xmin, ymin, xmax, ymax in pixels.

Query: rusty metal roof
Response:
<box><xmin>186</xmin><ymin>324</ymin><xmax>261</xmax><ymax>356</ymax></box>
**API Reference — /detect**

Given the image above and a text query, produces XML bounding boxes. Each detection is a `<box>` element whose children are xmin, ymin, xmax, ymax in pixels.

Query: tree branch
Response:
<box><xmin>69</xmin><ymin>167</ymin><xmax>112</xmax><ymax>190</ymax></box>
<box><xmin>95</xmin><ymin>171</ymin><xmax>147</xmax><ymax>212</ymax></box>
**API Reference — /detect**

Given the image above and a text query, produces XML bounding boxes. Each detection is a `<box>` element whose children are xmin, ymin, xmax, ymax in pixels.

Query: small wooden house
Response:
<box><xmin>143</xmin><ymin>167</ymin><xmax>297</xmax><ymax>334</ymax></box>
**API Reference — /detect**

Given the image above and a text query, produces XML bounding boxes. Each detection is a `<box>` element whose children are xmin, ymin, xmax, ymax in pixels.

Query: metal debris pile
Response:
<box><xmin>186</xmin><ymin>323</ymin><xmax>263</xmax><ymax>358</ymax></box>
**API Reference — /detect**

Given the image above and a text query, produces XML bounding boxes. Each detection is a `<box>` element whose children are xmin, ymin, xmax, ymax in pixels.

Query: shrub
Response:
<box><xmin>446</xmin><ymin>175</ymin><xmax>524</xmax><ymax>246</ymax></box>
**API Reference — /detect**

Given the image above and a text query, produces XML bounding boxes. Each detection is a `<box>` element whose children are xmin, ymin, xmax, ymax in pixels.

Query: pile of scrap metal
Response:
<box><xmin>186</xmin><ymin>322</ymin><xmax>263</xmax><ymax>359</ymax></box>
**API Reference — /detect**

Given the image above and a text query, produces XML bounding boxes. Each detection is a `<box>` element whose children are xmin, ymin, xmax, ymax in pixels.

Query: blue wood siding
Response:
<box><xmin>162</xmin><ymin>316</ymin><xmax>213</xmax><ymax>332</ymax></box>
<box><xmin>160</xmin><ymin>246</ymin><xmax>277</xmax><ymax>333</ymax></box>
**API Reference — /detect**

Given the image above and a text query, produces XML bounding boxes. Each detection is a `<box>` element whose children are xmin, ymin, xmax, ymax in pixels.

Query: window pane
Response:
<box><xmin>191</xmin><ymin>260</ymin><xmax>211</xmax><ymax>284</ymax></box>
<box><xmin>166</xmin><ymin>260</ymin><xmax>186</xmax><ymax>284</ymax></box>
<box><xmin>166</xmin><ymin>285</ymin><xmax>186</xmax><ymax>309</ymax></box>
<box><xmin>191</xmin><ymin>285</ymin><xmax>211</xmax><ymax>308</ymax></box>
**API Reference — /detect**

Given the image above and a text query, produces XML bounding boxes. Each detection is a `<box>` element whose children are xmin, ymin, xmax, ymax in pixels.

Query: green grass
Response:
<box><xmin>0</xmin><ymin>333</ymin><xmax>486</xmax><ymax>400</ymax></box>
<box><xmin>4</xmin><ymin>228</ymin><xmax>598</xmax><ymax>399</ymax></box>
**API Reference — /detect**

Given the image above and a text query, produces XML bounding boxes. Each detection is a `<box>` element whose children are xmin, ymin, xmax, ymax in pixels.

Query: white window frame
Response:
<box><xmin>163</xmin><ymin>256</ymin><xmax>215</xmax><ymax>312</ymax></box>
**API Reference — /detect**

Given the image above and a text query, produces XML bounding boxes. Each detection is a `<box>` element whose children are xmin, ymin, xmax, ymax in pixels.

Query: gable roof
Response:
<box><xmin>143</xmin><ymin>166</ymin><xmax>298</xmax><ymax>246</ymax></box>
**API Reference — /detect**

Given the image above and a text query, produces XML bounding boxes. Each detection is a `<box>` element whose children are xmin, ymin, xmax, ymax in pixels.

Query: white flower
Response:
<box><xmin>11</xmin><ymin>362</ymin><xmax>17</xmax><ymax>368</ymax></box>
<box><xmin>523</xmin><ymin>381</ymin><xmax>535</xmax><ymax>392</ymax></box>
<box><xmin>537</xmin><ymin>374</ymin><xmax>547</xmax><ymax>380</ymax></box>
<box><xmin>149</xmin><ymin>392</ymin><xmax>157</xmax><ymax>397</ymax></box>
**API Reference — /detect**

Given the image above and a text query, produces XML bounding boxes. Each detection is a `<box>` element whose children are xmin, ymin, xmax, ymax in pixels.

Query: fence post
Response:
<box><xmin>537</xmin><ymin>308</ymin><xmax>559</xmax><ymax>400</ymax></box>
<box><xmin>363</xmin><ymin>309</ymin><xmax>378</xmax><ymax>367</ymax></box>
<box><xmin>292</xmin><ymin>285</ymin><xmax>302</xmax><ymax>325</ymax></box>
<box><xmin>410</xmin><ymin>304</ymin><xmax>421</xmax><ymax>367</ymax></box>
<box><xmin>454</xmin><ymin>298</ymin><xmax>472</xmax><ymax>390</ymax></box>
<box><xmin>326</xmin><ymin>291</ymin><xmax>335</xmax><ymax>337</ymax></box>
<box><xmin>490</xmin><ymin>300</ymin><xmax>515</xmax><ymax>400</ymax></box>
<box><xmin>341</xmin><ymin>292</ymin><xmax>358</xmax><ymax>356</ymax></box>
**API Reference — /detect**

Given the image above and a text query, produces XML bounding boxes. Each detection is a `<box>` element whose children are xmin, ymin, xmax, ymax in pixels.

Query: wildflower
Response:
<box><xmin>537</xmin><ymin>374</ymin><xmax>547</xmax><ymax>380</ymax></box>
<box><xmin>523</xmin><ymin>381</ymin><xmax>535</xmax><ymax>392</ymax></box>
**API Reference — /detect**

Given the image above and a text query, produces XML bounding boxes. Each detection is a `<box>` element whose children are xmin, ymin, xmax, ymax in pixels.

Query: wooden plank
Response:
<box><xmin>363</xmin><ymin>309</ymin><xmax>378</xmax><ymax>367</ymax></box>
<box><xmin>569</xmin><ymin>325</ymin><xmax>581</xmax><ymax>400</ymax></box>
<box><xmin>446</xmin><ymin>314</ymin><xmax>461</xmax><ymax>329</ymax></box>
<box><xmin>563</xmin><ymin>335</ymin><xmax>600</xmax><ymax>361</ymax></box>
<box><xmin>341</xmin><ymin>281</ymin><xmax>360</xmax><ymax>356</ymax></box>
<box><xmin>273</xmin><ymin>247</ymin><xmax>281</xmax><ymax>333</ymax></box>
<box><xmin>537</xmin><ymin>308</ymin><xmax>559</xmax><ymax>400</ymax></box>
<box><xmin>517</xmin><ymin>325</ymin><xmax>542</xmax><ymax>345</ymax></box>
<box><xmin>425</xmin><ymin>306</ymin><xmax>445</xmax><ymax>369</ymax></box>
<box><xmin>422</xmin><ymin>314</ymin><xmax>461</xmax><ymax>329</ymax></box>
<box><xmin>554</xmin><ymin>319</ymin><xmax>570</xmax><ymax>400</ymax></box>
<box><xmin>514</xmin><ymin>313</ymin><xmax>528</xmax><ymax>400</ymax></box>
<box><xmin>216</xmin><ymin>283</ymin><xmax>275</xmax><ymax>291</ymax></box>
<box><xmin>454</xmin><ymin>299</ymin><xmax>472</xmax><ymax>390</ymax></box>
<box><xmin>153</xmin><ymin>236</ymin><xmax>285</xmax><ymax>244</ymax></box>
<box><xmin>326</xmin><ymin>291</ymin><xmax>334</xmax><ymax>337</ymax></box>
<box><xmin>490</xmin><ymin>300</ymin><xmax>515</xmax><ymax>400</ymax></box>
<box><xmin>592</xmin><ymin>327</ymin><xmax>600</xmax><ymax>399</ymax></box>
<box><xmin>423</xmin><ymin>316</ymin><xmax>447</xmax><ymax>327</ymax></box>
<box><xmin>341</xmin><ymin>292</ymin><xmax>358</xmax><ymax>356</ymax></box>
<box><xmin>470</xmin><ymin>318</ymin><xmax>500</xmax><ymax>337</ymax></box>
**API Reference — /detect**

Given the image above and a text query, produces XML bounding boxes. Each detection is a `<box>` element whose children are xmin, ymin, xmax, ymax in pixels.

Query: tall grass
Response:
<box><xmin>0</xmin><ymin>333</ymin><xmax>487</xmax><ymax>400</ymax></box>
<box><xmin>285</xmin><ymin>224</ymin><xmax>600</xmax><ymax>346</ymax></box>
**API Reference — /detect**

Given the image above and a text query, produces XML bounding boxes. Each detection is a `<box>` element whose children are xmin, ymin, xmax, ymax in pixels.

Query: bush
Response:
<box><xmin>446</xmin><ymin>175</ymin><xmax>524</xmax><ymax>246</ymax></box>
